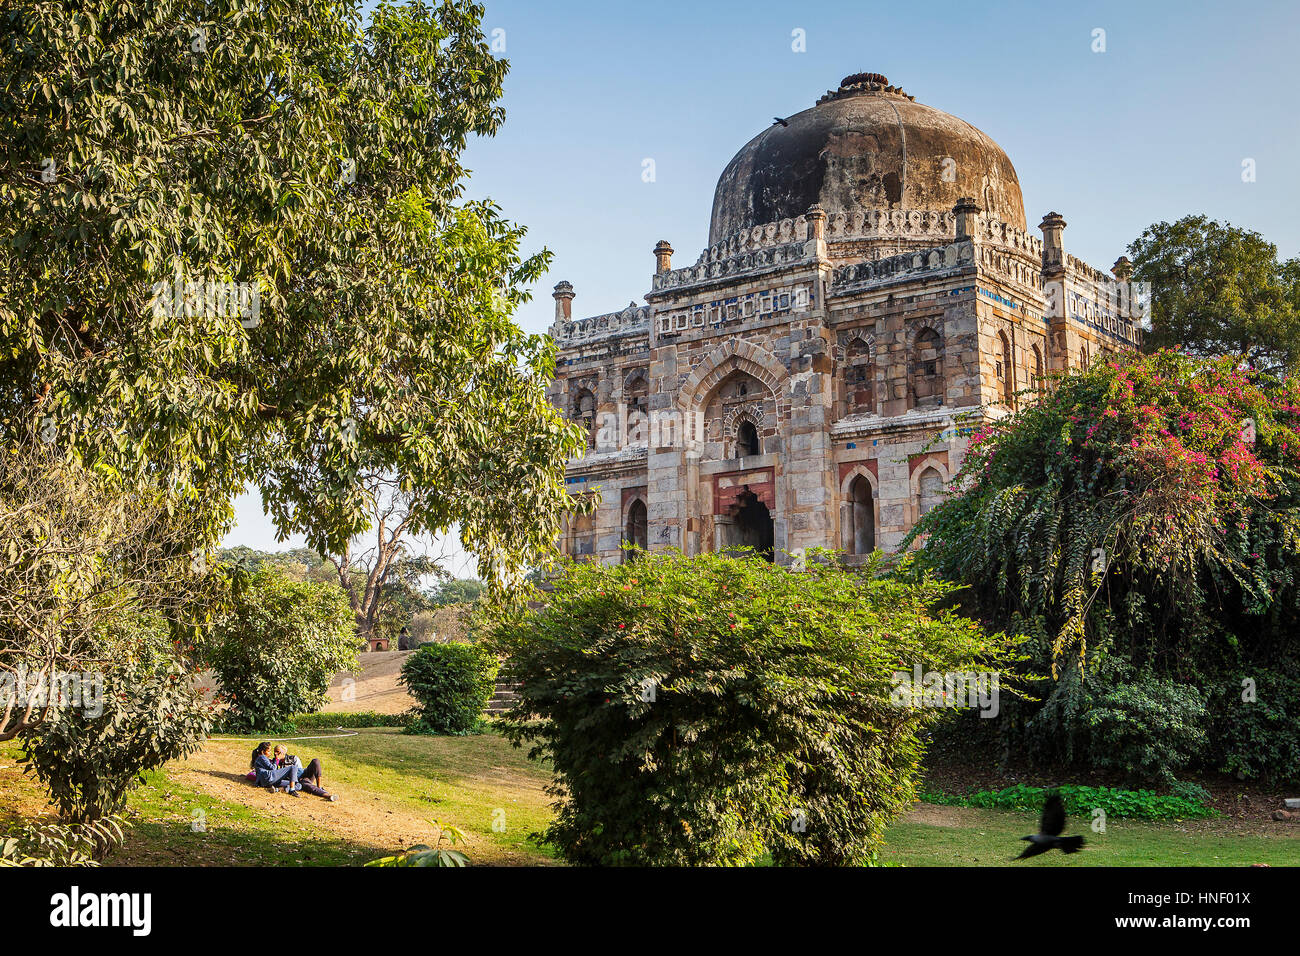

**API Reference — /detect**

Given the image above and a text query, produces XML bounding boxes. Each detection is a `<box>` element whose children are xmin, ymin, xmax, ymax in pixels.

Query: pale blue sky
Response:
<box><xmin>225</xmin><ymin>0</ymin><xmax>1300</xmax><ymax>564</ymax></box>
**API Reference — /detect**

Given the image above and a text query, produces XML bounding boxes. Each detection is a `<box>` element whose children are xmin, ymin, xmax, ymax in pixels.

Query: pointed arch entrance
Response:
<box><xmin>720</xmin><ymin>489</ymin><xmax>774</xmax><ymax>561</ymax></box>
<box><xmin>623</xmin><ymin>498</ymin><xmax>648</xmax><ymax>560</ymax></box>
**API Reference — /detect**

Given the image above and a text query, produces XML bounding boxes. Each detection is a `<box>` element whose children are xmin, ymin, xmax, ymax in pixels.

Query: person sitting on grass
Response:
<box><xmin>273</xmin><ymin>745</ymin><xmax>338</xmax><ymax>802</ymax></box>
<box><xmin>251</xmin><ymin>741</ymin><xmax>301</xmax><ymax>797</ymax></box>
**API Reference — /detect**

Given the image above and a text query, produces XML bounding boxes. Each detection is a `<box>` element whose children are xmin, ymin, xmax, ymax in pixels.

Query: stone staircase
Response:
<box><xmin>485</xmin><ymin>679</ymin><xmax>521</xmax><ymax>715</ymax></box>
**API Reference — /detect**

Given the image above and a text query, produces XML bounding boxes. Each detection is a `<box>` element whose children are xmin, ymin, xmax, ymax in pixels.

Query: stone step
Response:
<box><xmin>484</xmin><ymin>676</ymin><xmax>521</xmax><ymax>715</ymax></box>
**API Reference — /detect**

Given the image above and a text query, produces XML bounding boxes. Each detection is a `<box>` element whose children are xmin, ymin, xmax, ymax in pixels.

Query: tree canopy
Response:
<box><xmin>1130</xmin><ymin>215</ymin><xmax>1300</xmax><ymax>373</ymax></box>
<box><xmin>0</xmin><ymin>0</ymin><xmax>585</xmax><ymax>587</ymax></box>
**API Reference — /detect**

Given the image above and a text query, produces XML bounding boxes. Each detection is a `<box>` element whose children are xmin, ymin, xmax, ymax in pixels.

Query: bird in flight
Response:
<box><xmin>772</xmin><ymin>117</ymin><xmax>789</xmax><ymax>127</ymax></box>
<box><xmin>1015</xmin><ymin>792</ymin><xmax>1086</xmax><ymax>860</ymax></box>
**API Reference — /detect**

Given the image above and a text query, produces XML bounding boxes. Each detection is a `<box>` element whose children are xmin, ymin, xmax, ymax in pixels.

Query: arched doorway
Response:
<box><xmin>848</xmin><ymin>475</ymin><xmax>875</xmax><ymax>555</ymax></box>
<box><xmin>624</xmin><ymin>499</ymin><xmax>647</xmax><ymax>560</ymax></box>
<box><xmin>918</xmin><ymin>467</ymin><xmax>944</xmax><ymax>518</ymax></box>
<box><xmin>997</xmin><ymin>330</ymin><xmax>1014</xmax><ymax>405</ymax></box>
<box><xmin>723</xmin><ymin>489</ymin><xmax>774</xmax><ymax>561</ymax></box>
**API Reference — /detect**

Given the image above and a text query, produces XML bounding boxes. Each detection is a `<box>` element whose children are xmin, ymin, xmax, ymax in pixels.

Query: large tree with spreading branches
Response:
<box><xmin>0</xmin><ymin>0</ymin><xmax>586</xmax><ymax>588</ymax></box>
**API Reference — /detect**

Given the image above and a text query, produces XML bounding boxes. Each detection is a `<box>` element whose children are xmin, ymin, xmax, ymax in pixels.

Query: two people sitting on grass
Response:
<box><xmin>249</xmin><ymin>741</ymin><xmax>338</xmax><ymax>801</ymax></box>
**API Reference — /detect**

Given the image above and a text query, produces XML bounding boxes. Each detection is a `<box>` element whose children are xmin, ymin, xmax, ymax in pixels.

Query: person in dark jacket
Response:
<box><xmin>273</xmin><ymin>745</ymin><xmax>337</xmax><ymax>802</ymax></box>
<box><xmin>250</xmin><ymin>741</ymin><xmax>301</xmax><ymax>796</ymax></box>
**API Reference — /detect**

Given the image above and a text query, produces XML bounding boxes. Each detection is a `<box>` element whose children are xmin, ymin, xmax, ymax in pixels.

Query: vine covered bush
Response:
<box><xmin>492</xmin><ymin>550</ymin><xmax>1009</xmax><ymax>867</ymax></box>
<box><xmin>908</xmin><ymin>349</ymin><xmax>1300</xmax><ymax>782</ymax></box>
<box><xmin>399</xmin><ymin>642</ymin><xmax>498</xmax><ymax>735</ymax></box>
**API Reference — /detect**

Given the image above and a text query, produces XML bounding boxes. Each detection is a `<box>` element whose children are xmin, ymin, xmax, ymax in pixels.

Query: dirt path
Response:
<box><xmin>324</xmin><ymin>650</ymin><xmax>417</xmax><ymax>714</ymax></box>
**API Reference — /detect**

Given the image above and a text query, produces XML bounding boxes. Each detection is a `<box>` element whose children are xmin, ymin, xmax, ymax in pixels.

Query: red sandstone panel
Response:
<box><xmin>908</xmin><ymin>450</ymin><xmax>949</xmax><ymax>476</ymax></box>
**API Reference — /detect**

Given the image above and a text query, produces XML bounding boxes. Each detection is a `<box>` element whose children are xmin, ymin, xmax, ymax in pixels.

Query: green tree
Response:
<box><xmin>219</xmin><ymin>547</ymin><xmax>337</xmax><ymax>585</ymax></box>
<box><xmin>0</xmin><ymin>0</ymin><xmax>586</xmax><ymax>584</ymax></box>
<box><xmin>0</xmin><ymin>434</ymin><xmax>215</xmax><ymax>742</ymax></box>
<box><xmin>202</xmin><ymin>566</ymin><xmax>358</xmax><ymax>732</ymax></box>
<box><xmin>318</xmin><ymin>476</ymin><xmax>444</xmax><ymax>646</ymax></box>
<box><xmin>20</xmin><ymin>622</ymin><xmax>216</xmax><ymax>823</ymax></box>
<box><xmin>428</xmin><ymin>577</ymin><xmax>485</xmax><ymax>607</ymax></box>
<box><xmin>1130</xmin><ymin>215</ymin><xmax>1300</xmax><ymax>373</ymax></box>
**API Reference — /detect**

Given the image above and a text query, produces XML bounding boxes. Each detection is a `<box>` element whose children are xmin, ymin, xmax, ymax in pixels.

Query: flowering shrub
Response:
<box><xmin>909</xmin><ymin>349</ymin><xmax>1300</xmax><ymax>780</ymax></box>
<box><xmin>491</xmin><ymin>550</ymin><xmax>1009</xmax><ymax>866</ymax></box>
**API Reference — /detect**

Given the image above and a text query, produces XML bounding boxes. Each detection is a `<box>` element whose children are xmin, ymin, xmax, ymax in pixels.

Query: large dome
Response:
<box><xmin>708</xmin><ymin>73</ymin><xmax>1026</xmax><ymax>245</ymax></box>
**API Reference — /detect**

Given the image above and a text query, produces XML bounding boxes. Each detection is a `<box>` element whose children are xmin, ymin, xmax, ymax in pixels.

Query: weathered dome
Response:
<box><xmin>709</xmin><ymin>73</ymin><xmax>1026</xmax><ymax>245</ymax></box>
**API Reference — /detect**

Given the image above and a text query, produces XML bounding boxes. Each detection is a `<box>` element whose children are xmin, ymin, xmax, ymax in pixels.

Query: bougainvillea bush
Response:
<box><xmin>907</xmin><ymin>349</ymin><xmax>1300</xmax><ymax>782</ymax></box>
<box><xmin>491</xmin><ymin>550</ymin><xmax>1009</xmax><ymax>866</ymax></box>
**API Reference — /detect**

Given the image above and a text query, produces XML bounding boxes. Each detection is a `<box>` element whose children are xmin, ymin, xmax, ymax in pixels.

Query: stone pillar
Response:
<box><xmin>1039</xmin><ymin>214</ymin><xmax>1069</xmax><ymax>372</ymax></box>
<box><xmin>804</xmin><ymin>204</ymin><xmax>828</xmax><ymax>260</ymax></box>
<box><xmin>1039</xmin><ymin>213</ymin><xmax>1067</xmax><ymax>278</ymax></box>
<box><xmin>646</xmin><ymin>340</ymin><xmax>688</xmax><ymax>554</ymax></box>
<box><xmin>653</xmin><ymin>241</ymin><xmax>674</xmax><ymax>275</ymax></box>
<box><xmin>954</xmin><ymin>197</ymin><xmax>980</xmax><ymax>240</ymax></box>
<box><xmin>552</xmin><ymin>280</ymin><xmax>574</xmax><ymax>321</ymax></box>
<box><xmin>780</xmin><ymin>263</ymin><xmax>838</xmax><ymax>561</ymax></box>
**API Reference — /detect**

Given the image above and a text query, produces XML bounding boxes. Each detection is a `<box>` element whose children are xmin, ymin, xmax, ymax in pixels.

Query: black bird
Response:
<box><xmin>1015</xmin><ymin>792</ymin><xmax>1086</xmax><ymax>860</ymax></box>
<box><xmin>772</xmin><ymin>116</ymin><xmax>789</xmax><ymax>127</ymax></box>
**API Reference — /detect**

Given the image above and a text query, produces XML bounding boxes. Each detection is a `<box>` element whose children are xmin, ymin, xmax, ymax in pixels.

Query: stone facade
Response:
<box><xmin>548</xmin><ymin>73</ymin><xmax>1146</xmax><ymax>565</ymax></box>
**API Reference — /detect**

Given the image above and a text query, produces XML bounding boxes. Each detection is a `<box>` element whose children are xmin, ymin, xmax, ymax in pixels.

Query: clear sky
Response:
<box><xmin>224</xmin><ymin>0</ymin><xmax>1300</xmax><ymax>564</ymax></box>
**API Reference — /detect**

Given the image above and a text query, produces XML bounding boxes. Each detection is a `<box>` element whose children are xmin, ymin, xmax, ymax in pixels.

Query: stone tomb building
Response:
<box><xmin>548</xmin><ymin>72</ymin><xmax>1143</xmax><ymax>564</ymax></box>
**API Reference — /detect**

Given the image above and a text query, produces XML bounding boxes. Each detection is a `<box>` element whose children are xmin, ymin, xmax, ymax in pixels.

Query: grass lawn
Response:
<box><xmin>1</xmin><ymin>727</ymin><xmax>558</xmax><ymax>867</ymax></box>
<box><xmin>2</xmin><ymin>729</ymin><xmax>1296</xmax><ymax>866</ymax></box>
<box><xmin>887</xmin><ymin>803</ymin><xmax>1299</xmax><ymax>867</ymax></box>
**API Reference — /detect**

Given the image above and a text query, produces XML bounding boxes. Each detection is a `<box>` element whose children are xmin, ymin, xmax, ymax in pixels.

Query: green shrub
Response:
<box><xmin>492</xmin><ymin>550</ymin><xmax>1009</xmax><ymax>867</ymax></box>
<box><xmin>1210</xmin><ymin>669</ymin><xmax>1300</xmax><ymax>784</ymax></box>
<box><xmin>399</xmin><ymin>642</ymin><xmax>498</xmax><ymax>735</ymax></box>
<box><xmin>1169</xmin><ymin>779</ymin><xmax>1214</xmax><ymax>807</ymax></box>
<box><xmin>20</xmin><ymin>654</ymin><xmax>214</xmax><ymax>822</ymax></box>
<box><xmin>1082</xmin><ymin>675</ymin><xmax>1207</xmax><ymax>785</ymax></box>
<box><xmin>280</xmin><ymin>710</ymin><xmax>415</xmax><ymax>731</ymax></box>
<box><xmin>921</xmin><ymin>783</ymin><xmax>1217</xmax><ymax>820</ymax></box>
<box><xmin>202</xmin><ymin>567</ymin><xmax>358</xmax><ymax>733</ymax></box>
